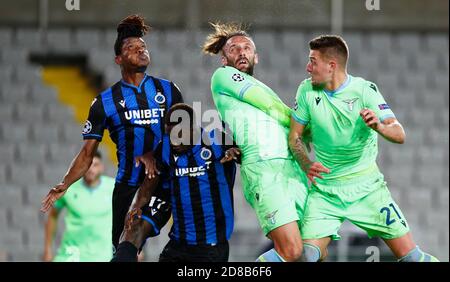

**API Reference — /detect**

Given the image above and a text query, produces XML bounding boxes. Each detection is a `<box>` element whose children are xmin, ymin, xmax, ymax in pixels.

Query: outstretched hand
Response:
<box><xmin>135</xmin><ymin>151</ymin><xmax>160</xmax><ymax>179</ymax></box>
<box><xmin>40</xmin><ymin>183</ymin><xmax>68</xmax><ymax>213</ymax></box>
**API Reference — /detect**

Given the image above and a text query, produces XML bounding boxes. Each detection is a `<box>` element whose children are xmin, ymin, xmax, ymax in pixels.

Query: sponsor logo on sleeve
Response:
<box><xmin>378</xmin><ymin>103</ymin><xmax>390</xmax><ymax>110</ymax></box>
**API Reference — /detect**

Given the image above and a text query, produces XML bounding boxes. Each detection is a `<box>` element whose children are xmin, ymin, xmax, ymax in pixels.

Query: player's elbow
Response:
<box><xmin>395</xmin><ymin>127</ymin><xmax>406</xmax><ymax>144</ymax></box>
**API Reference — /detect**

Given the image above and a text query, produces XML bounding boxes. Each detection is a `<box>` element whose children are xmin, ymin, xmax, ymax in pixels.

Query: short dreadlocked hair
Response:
<box><xmin>114</xmin><ymin>14</ymin><xmax>151</xmax><ymax>56</ymax></box>
<box><xmin>202</xmin><ymin>22</ymin><xmax>253</xmax><ymax>55</ymax></box>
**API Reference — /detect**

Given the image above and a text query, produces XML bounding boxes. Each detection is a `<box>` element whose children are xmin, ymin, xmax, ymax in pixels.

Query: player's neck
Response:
<box><xmin>84</xmin><ymin>177</ymin><xmax>101</xmax><ymax>189</ymax></box>
<box><xmin>325</xmin><ymin>71</ymin><xmax>348</xmax><ymax>92</ymax></box>
<box><xmin>121</xmin><ymin>71</ymin><xmax>146</xmax><ymax>87</ymax></box>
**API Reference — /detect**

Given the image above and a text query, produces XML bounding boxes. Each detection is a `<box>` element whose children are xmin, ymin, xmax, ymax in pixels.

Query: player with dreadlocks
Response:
<box><xmin>41</xmin><ymin>15</ymin><xmax>183</xmax><ymax>256</ymax></box>
<box><xmin>203</xmin><ymin>23</ymin><xmax>313</xmax><ymax>262</ymax></box>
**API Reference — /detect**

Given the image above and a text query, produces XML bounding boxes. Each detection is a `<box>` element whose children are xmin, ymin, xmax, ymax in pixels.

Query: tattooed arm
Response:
<box><xmin>289</xmin><ymin>117</ymin><xmax>329</xmax><ymax>185</ymax></box>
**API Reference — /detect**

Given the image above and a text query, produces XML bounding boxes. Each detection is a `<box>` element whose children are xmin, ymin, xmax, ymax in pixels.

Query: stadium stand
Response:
<box><xmin>0</xmin><ymin>26</ymin><xmax>448</xmax><ymax>262</ymax></box>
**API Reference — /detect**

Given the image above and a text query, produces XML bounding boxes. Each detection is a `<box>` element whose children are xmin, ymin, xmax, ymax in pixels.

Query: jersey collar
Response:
<box><xmin>323</xmin><ymin>75</ymin><xmax>351</xmax><ymax>97</ymax></box>
<box><xmin>120</xmin><ymin>73</ymin><xmax>149</xmax><ymax>91</ymax></box>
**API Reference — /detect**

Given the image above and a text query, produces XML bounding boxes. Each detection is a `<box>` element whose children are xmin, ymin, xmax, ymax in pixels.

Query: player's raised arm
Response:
<box><xmin>212</xmin><ymin>67</ymin><xmax>291</xmax><ymax>128</ymax></box>
<box><xmin>40</xmin><ymin>139</ymin><xmax>99</xmax><ymax>213</ymax></box>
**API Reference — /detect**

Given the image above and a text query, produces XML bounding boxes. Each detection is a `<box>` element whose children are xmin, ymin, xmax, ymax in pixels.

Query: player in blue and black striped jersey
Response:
<box><xmin>41</xmin><ymin>15</ymin><xmax>183</xmax><ymax>252</ymax></box>
<box><xmin>112</xmin><ymin>103</ymin><xmax>239</xmax><ymax>262</ymax></box>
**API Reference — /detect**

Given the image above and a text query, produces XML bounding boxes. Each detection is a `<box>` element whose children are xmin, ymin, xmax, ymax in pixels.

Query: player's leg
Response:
<box><xmin>112</xmin><ymin>182</ymin><xmax>139</xmax><ymax>252</ymax></box>
<box><xmin>260</xmin><ymin>221</ymin><xmax>303</xmax><ymax>262</ymax></box>
<box><xmin>111</xmin><ymin>217</ymin><xmax>153</xmax><ymax>262</ymax></box>
<box><xmin>302</xmin><ymin>237</ymin><xmax>332</xmax><ymax>262</ymax></box>
<box><xmin>348</xmin><ymin>178</ymin><xmax>439</xmax><ymax>262</ymax></box>
<box><xmin>246</xmin><ymin>159</ymin><xmax>308</xmax><ymax>262</ymax></box>
<box><xmin>383</xmin><ymin>232</ymin><xmax>438</xmax><ymax>262</ymax></box>
<box><xmin>112</xmin><ymin>185</ymin><xmax>172</xmax><ymax>262</ymax></box>
<box><xmin>299</xmin><ymin>185</ymin><xmax>344</xmax><ymax>262</ymax></box>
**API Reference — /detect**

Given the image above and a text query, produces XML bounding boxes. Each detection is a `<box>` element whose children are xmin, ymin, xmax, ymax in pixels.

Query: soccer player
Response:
<box><xmin>41</xmin><ymin>15</ymin><xmax>183</xmax><ymax>252</ymax></box>
<box><xmin>112</xmin><ymin>103</ymin><xmax>237</xmax><ymax>262</ymax></box>
<box><xmin>202</xmin><ymin>23</ymin><xmax>309</xmax><ymax>262</ymax></box>
<box><xmin>289</xmin><ymin>35</ymin><xmax>439</xmax><ymax>262</ymax></box>
<box><xmin>43</xmin><ymin>152</ymin><xmax>115</xmax><ymax>262</ymax></box>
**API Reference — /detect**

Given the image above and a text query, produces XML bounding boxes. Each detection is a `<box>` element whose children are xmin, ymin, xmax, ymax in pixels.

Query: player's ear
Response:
<box><xmin>254</xmin><ymin>53</ymin><xmax>259</xmax><ymax>65</ymax></box>
<box><xmin>329</xmin><ymin>60</ymin><xmax>337</xmax><ymax>72</ymax></box>
<box><xmin>115</xmin><ymin>55</ymin><xmax>122</xmax><ymax>65</ymax></box>
<box><xmin>220</xmin><ymin>55</ymin><xmax>227</xmax><ymax>66</ymax></box>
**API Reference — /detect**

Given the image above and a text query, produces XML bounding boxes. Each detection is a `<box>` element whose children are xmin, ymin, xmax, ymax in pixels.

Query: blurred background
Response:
<box><xmin>0</xmin><ymin>0</ymin><xmax>448</xmax><ymax>262</ymax></box>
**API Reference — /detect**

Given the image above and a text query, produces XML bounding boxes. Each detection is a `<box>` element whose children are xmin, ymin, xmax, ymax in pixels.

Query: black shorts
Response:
<box><xmin>158</xmin><ymin>240</ymin><xmax>229</xmax><ymax>262</ymax></box>
<box><xmin>112</xmin><ymin>181</ymin><xmax>171</xmax><ymax>252</ymax></box>
<box><xmin>140</xmin><ymin>192</ymin><xmax>171</xmax><ymax>238</ymax></box>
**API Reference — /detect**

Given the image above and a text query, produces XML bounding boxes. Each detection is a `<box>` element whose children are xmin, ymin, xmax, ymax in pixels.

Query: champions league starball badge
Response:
<box><xmin>82</xmin><ymin>120</ymin><xmax>92</xmax><ymax>134</ymax></box>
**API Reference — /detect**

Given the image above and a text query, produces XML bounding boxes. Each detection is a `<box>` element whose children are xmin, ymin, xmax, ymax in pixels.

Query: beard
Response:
<box><xmin>226</xmin><ymin>56</ymin><xmax>255</xmax><ymax>76</ymax></box>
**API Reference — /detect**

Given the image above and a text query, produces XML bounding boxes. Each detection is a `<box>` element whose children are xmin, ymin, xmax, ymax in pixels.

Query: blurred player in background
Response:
<box><xmin>203</xmin><ymin>23</ymin><xmax>310</xmax><ymax>262</ymax></box>
<box><xmin>41</xmin><ymin>14</ymin><xmax>183</xmax><ymax>254</ymax></box>
<box><xmin>289</xmin><ymin>35</ymin><xmax>439</xmax><ymax>262</ymax></box>
<box><xmin>112</xmin><ymin>103</ymin><xmax>238</xmax><ymax>262</ymax></box>
<box><xmin>43</xmin><ymin>151</ymin><xmax>115</xmax><ymax>262</ymax></box>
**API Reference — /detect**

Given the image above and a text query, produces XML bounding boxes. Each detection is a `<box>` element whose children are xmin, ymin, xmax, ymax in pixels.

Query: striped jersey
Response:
<box><xmin>158</xmin><ymin>129</ymin><xmax>236</xmax><ymax>245</ymax></box>
<box><xmin>82</xmin><ymin>74</ymin><xmax>183</xmax><ymax>186</ymax></box>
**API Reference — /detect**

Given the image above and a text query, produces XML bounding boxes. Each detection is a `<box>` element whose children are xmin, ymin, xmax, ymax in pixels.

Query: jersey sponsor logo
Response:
<box><xmin>82</xmin><ymin>120</ymin><xmax>92</xmax><ymax>134</ymax></box>
<box><xmin>265</xmin><ymin>210</ymin><xmax>278</xmax><ymax>225</ymax></box>
<box><xmin>175</xmin><ymin>161</ymin><xmax>212</xmax><ymax>177</ymax></box>
<box><xmin>343</xmin><ymin>98</ymin><xmax>359</xmax><ymax>111</ymax></box>
<box><xmin>315</xmin><ymin>97</ymin><xmax>321</xmax><ymax>105</ymax></box>
<box><xmin>155</xmin><ymin>92</ymin><xmax>166</xmax><ymax>104</ymax></box>
<box><xmin>124</xmin><ymin>108</ymin><xmax>165</xmax><ymax>125</ymax></box>
<box><xmin>293</xmin><ymin>100</ymin><xmax>298</xmax><ymax>111</ymax></box>
<box><xmin>119</xmin><ymin>100</ymin><xmax>126</xmax><ymax>108</ymax></box>
<box><xmin>200</xmin><ymin>148</ymin><xmax>212</xmax><ymax>161</ymax></box>
<box><xmin>232</xmin><ymin>73</ymin><xmax>245</xmax><ymax>82</ymax></box>
<box><xmin>378</xmin><ymin>103</ymin><xmax>390</xmax><ymax>110</ymax></box>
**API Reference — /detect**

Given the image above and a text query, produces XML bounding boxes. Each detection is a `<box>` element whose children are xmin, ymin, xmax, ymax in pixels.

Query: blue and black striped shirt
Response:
<box><xmin>82</xmin><ymin>74</ymin><xmax>183</xmax><ymax>186</ymax></box>
<box><xmin>158</xmin><ymin>130</ymin><xmax>236</xmax><ymax>245</ymax></box>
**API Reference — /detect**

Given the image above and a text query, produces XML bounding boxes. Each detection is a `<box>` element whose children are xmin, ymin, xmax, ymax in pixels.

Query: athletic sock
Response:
<box><xmin>398</xmin><ymin>246</ymin><xmax>439</xmax><ymax>262</ymax></box>
<box><xmin>299</xmin><ymin>243</ymin><xmax>321</xmax><ymax>262</ymax></box>
<box><xmin>255</xmin><ymin>248</ymin><xmax>286</xmax><ymax>262</ymax></box>
<box><xmin>110</xmin><ymin>241</ymin><xmax>138</xmax><ymax>262</ymax></box>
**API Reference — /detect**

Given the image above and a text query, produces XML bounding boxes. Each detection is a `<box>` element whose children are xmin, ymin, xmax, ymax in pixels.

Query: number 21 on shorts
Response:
<box><xmin>380</xmin><ymin>203</ymin><xmax>407</xmax><ymax>227</ymax></box>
